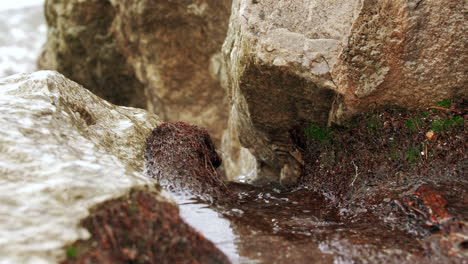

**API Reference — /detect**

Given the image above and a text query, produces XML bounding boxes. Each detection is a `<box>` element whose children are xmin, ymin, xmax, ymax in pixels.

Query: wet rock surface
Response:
<box><xmin>294</xmin><ymin>100</ymin><xmax>468</xmax><ymax>262</ymax></box>
<box><xmin>146</xmin><ymin>105</ymin><xmax>466</xmax><ymax>263</ymax></box>
<box><xmin>171</xmin><ymin>182</ymin><xmax>465</xmax><ymax>263</ymax></box>
<box><xmin>0</xmin><ymin>71</ymin><xmax>165</xmax><ymax>263</ymax></box>
<box><xmin>62</xmin><ymin>190</ymin><xmax>231</xmax><ymax>264</ymax></box>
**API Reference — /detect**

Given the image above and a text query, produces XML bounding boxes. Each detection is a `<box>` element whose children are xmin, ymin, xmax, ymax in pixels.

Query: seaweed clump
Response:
<box><xmin>62</xmin><ymin>190</ymin><xmax>231</xmax><ymax>264</ymax></box>
<box><xmin>145</xmin><ymin>122</ymin><xmax>234</xmax><ymax>203</ymax></box>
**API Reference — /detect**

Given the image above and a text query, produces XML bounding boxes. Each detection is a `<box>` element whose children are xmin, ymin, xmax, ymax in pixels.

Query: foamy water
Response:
<box><xmin>0</xmin><ymin>1</ymin><xmax>44</xmax><ymax>11</ymax></box>
<box><xmin>0</xmin><ymin>1</ymin><xmax>46</xmax><ymax>78</ymax></box>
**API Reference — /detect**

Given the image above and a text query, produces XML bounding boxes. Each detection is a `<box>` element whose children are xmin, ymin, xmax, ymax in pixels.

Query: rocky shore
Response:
<box><xmin>0</xmin><ymin>0</ymin><xmax>466</xmax><ymax>263</ymax></box>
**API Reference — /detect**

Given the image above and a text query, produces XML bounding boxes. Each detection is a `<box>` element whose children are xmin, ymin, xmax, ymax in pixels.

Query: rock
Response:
<box><xmin>62</xmin><ymin>190</ymin><xmax>231</xmax><ymax>264</ymax></box>
<box><xmin>221</xmin><ymin>0</ymin><xmax>360</xmax><ymax>182</ymax></box>
<box><xmin>39</xmin><ymin>0</ymin><xmax>233</xmax><ymax>142</ymax></box>
<box><xmin>331</xmin><ymin>0</ymin><xmax>467</xmax><ymax>121</ymax></box>
<box><xmin>145</xmin><ymin>122</ymin><xmax>235</xmax><ymax>203</ymax></box>
<box><xmin>38</xmin><ymin>0</ymin><xmax>147</xmax><ymax>108</ymax></box>
<box><xmin>0</xmin><ymin>71</ymin><xmax>228</xmax><ymax>263</ymax></box>
<box><xmin>221</xmin><ymin>0</ymin><xmax>466</xmax><ymax>183</ymax></box>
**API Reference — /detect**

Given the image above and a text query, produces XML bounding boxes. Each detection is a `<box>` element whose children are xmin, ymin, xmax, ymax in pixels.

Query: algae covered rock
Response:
<box><xmin>0</xmin><ymin>71</ymin><xmax>229</xmax><ymax>263</ymax></box>
<box><xmin>145</xmin><ymin>122</ymin><xmax>235</xmax><ymax>203</ymax></box>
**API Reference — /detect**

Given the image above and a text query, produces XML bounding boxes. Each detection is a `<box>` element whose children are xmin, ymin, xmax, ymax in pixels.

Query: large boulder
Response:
<box><xmin>39</xmin><ymin>0</ymin><xmax>233</xmax><ymax>142</ymax></box>
<box><xmin>38</xmin><ymin>0</ymin><xmax>147</xmax><ymax>108</ymax></box>
<box><xmin>331</xmin><ymin>0</ymin><xmax>467</xmax><ymax>121</ymax></box>
<box><xmin>221</xmin><ymin>0</ymin><xmax>467</xmax><ymax>183</ymax></box>
<box><xmin>0</xmin><ymin>71</ymin><xmax>228</xmax><ymax>263</ymax></box>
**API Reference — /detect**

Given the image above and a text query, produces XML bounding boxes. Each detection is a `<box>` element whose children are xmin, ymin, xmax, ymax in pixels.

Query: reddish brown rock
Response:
<box><xmin>62</xmin><ymin>190</ymin><xmax>231</xmax><ymax>264</ymax></box>
<box><xmin>331</xmin><ymin>0</ymin><xmax>467</xmax><ymax>121</ymax></box>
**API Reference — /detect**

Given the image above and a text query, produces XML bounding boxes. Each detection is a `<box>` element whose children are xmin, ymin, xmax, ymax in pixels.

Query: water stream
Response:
<box><xmin>171</xmin><ymin>182</ymin><xmax>422</xmax><ymax>263</ymax></box>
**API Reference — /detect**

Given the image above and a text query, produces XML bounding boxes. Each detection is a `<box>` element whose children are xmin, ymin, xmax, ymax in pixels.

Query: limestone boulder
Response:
<box><xmin>0</xmin><ymin>71</ymin><xmax>228</xmax><ymax>263</ymax></box>
<box><xmin>39</xmin><ymin>0</ymin><xmax>233</xmax><ymax>142</ymax></box>
<box><xmin>222</xmin><ymin>0</ymin><xmax>467</xmax><ymax>183</ymax></box>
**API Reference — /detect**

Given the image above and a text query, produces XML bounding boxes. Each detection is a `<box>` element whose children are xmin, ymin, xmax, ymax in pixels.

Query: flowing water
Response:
<box><xmin>172</xmin><ymin>182</ymin><xmax>423</xmax><ymax>263</ymax></box>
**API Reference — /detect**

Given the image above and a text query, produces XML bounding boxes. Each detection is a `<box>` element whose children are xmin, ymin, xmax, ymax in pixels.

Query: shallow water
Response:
<box><xmin>172</xmin><ymin>193</ymin><xmax>258</xmax><ymax>263</ymax></box>
<box><xmin>171</xmin><ymin>183</ymin><xmax>423</xmax><ymax>263</ymax></box>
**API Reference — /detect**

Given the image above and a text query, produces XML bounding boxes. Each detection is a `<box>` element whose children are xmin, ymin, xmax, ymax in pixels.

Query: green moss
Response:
<box><xmin>405</xmin><ymin>119</ymin><xmax>423</xmax><ymax>132</ymax></box>
<box><xmin>387</xmin><ymin>152</ymin><xmax>400</xmax><ymax>160</ymax></box>
<box><xmin>436</xmin><ymin>98</ymin><xmax>452</xmax><ymax>108</ymax></box>
<box><xmin>304</xmin><ymin>123</ymin><xmax>332</xmax><ymax>143</ymax></box>
<box><xmin>431</xmin><ymin>116</ymin><xmax>464</xmax><ymax>132</ymax></box>
<box><xmin>419</xmin><ymin>112</ymin><xmax>430</xmax><ymax>117</ymax></box>
<box><xmin>66</xmin><ymin>247</ymin><xmax>77</xmax><ymax>259</ymax></box>
<box><xmin>387</xmin><ymin>146</ymin><xmax>420</xmax><ymax>165</ymax></box>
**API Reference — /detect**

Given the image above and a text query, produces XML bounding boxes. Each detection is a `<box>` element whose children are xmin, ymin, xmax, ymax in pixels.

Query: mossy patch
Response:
<box><xmin>436</xmin><ymin>98</ymin><xmax>453</xmax><ymax>108</ymax></box>
<box><xmin>66</xmin><ymin>247</ymin><xmax>77</xmax><ymax>259</ymax></box>
<box><xmin>431</xmin><ymin>116</ymin><xmax>463</xmax><ymax>132</ymax></box>
<box><xmin>304</xmin><ymin>123</ymin><xmax>333</xmax><ymax>143</ymax></box>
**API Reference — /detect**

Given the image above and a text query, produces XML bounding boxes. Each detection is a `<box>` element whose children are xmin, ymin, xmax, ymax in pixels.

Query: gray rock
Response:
<box><xmin>221</xmin><ymin>0</ymin><xmax>360</xmax><ymax>183</ymax></box>
<box><xmin>0</xmin><ymin>71</ymin><xmax>168</xmax><ymax>263</ymax></box>
<box><xmin>221</xmin><ymin>0</ymin><xmax>467</xmax><ymax>184</ymax></box>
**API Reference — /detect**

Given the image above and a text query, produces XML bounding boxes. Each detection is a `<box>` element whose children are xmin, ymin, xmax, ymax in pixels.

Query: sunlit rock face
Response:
<box><xmin>39</xmin><ymin>0</ymin><xmax>233</xmax><ymax>142</ymax></box>
<box><xmin>222</xmin><ymin>0</ymin><xmax>467</xmax><ymax>184</ymax></box>
<box><xmin>0</xmin><ymin>71</ymin><xmax>164</xmax><ymax>263</ymax></box>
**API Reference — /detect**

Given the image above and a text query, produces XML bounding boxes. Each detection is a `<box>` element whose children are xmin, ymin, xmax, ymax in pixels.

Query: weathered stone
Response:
<box><xmin>331</xmin><ymin>0</ymin><xmax>468</xmax><ymax>121</ymax></box>
<box><xmin>222</xmin><ymin>0</ymin><xmax>467</xmax><ymax>183</ymax></box>
<box><xmin>38</xmin><ymin>0</ymin><xmax>147</xmax><ymax>108</ymax></box>
<box><xmin>39</xmin><ymin>0</ymin><xmax>232</xmax><ymax>142</ymax></box>
<box><xmin>110</xmin><ymin>0</ymin><xmax>232</xmax><ymax>142</ymax></box>
<box><xmin>221</xmin><ymin>0</ymin><xmax>360</xmax><ymax>183</ymax></box>
<box><xmin>0</xmin><ymin>71</ymin><xmax>175</xmax><ymax>263</ymax></box>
